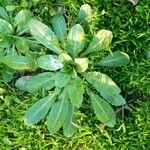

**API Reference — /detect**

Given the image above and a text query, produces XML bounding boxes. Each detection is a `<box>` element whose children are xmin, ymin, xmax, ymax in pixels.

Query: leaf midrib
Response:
<box><xmin>27</xmin><ymin>95</ymin><xmax>55</xmax><ymax>123</ymax></box>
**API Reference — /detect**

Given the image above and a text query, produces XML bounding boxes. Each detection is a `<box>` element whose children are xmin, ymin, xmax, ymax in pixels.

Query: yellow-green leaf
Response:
<box><xmin>67</xmin><ymin>24</ymin><xmax>85</xmax><ymax>57</ymax></box>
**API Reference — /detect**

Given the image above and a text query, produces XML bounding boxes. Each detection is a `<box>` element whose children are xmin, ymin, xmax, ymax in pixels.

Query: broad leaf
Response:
<box><xmin>14</xmin><ymin>10</ymin><xmax>32</xmax><ymax>27</ymax></box>
<box><xmin>48</xmin><ymin>88</ymin><xmax>69</xmax><ymax>134</ymax></box>
<box><xmin>59</xmin><ymin>53</ymin><xmax>72</xmax><ymax>63</ymax></box>
<box><xmin>0</xmin><ymin>38</ymin><xmax>11</xmax><ymax>49</ymax></box>
<box><xmin>15</xmin><ymin>76</ymin><xmax>31</xmax><ymax>91</ymax></box>
<box><xmin>2</xmin><ymin>55</ymin><xmax>31</xmax><ymax>70</ymax></box>
<box><xmin>27</xmin><ymin>72</ymin><xmax>55</xmax><ymax>94</ymax></box>
<box><xmin>81</xmin><ymin>29</ymin><xmax>112</xmax><ymax>56</ymax></box>
<box><xmin>78</xmin><ymin>4</ymin><xmax>92</xmax><ymax>22</ymax></box>
<box><xmin>0</xmin><ymin>6</ymin><xmax>10</xmax><ymax>22</ymax></box>
<box><xmin>74</xmin><ymin>57</ymin><xmax>89</xmax><ymax>72</ymax></box>
<box><xmin>16</xmin><ymin>39</ymin><xmax>29</xmax><ymax>54</ymax></box>
<box><xmin>52</xmin><ymin>13</ymin><xmax>67</xmax><ymax>46</ymax></box>
<box><xmin>96</xmin><ymin>51</ymin><xmax>130</xmax><ymax>67</ymax></box>
<box><xmin>1</xmin><ymin>66</ymin><xmax>15</xmax><ymax>82</ymax></box>
<box><xmin>28</xmin><ymin>19</ymin><xmax>61</xmax><ymax>54</ymax></box>
<box><xmin>67</xmin><ymin>77</ymin><xmax>84</xmax><ymax>108</ymax></box>
<box><xmin>24</xmin><ymin>94</ymin><xmax>56</xmax><ymax>125</ymax></box>
<box><xmin>67</xmin><ymin>24</ymin><xmax>85</xmax><ymax>57</ymax></box>
<box><xmin>84</xmin><ymin>72</ymin><xmax>126</xmax><ymax>106</ymax></box>
<box><xmin>55</xmin><ymin>72</ymin><xmax>70</xmax><ymax>88</ymax></box>
<box><xmin>0</xmin><ymin>18</ymin><xmax>13</xmax><ymax>35</ymax></box>
<box><xmin>63</xmin><ymin>103</ymin><xmax>77</xmax><ymax>137</ymax></box>
<box><xmin>26</xmin><ymin>52</ymin><xmax>38</xmax><ymax>70</ymax></box>
<box><xmin>37</xmin><ymin>55</ymin><xmax>63</xmax><ymax>71</ymax></box>
<box><xmin>90</xmin><ymin>92</ymin><xmax>116</xmax><ymax>127</ymax></box>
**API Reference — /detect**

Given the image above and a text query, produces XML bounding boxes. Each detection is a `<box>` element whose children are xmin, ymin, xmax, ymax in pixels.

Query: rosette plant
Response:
<box><xmin>15</xmin><ymin>5</ymin><xmax>130</xmax><ymax>137</ymax></box>
<box><xmin>0</xmin><ymin>6</ymin><xmax>38</xmax><ymax>82</ymax></box>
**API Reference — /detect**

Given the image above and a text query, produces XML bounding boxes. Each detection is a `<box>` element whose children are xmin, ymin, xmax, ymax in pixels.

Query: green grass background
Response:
<box><xmin>0</xmin><ymin>0</ymin><xmax>150</xmax><ymax>149</ymax></box>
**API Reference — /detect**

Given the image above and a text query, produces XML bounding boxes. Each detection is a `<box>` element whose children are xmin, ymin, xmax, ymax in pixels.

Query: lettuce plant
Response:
<box><xmin>16</xmin><ymin>5</ymin><xmax>130</xmax><ymax>137</ymax></box>
<box><xmin>0</xmin><ymin>6</ymin><xmax>37</xmax><ymax>82</ymax></box>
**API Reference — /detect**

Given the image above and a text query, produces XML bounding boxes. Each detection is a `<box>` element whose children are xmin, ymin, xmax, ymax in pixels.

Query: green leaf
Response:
<box><xmin>0</xmin><ymin>6</ymin><xmax>10</xmax><ymax>22</ymax></box>
<box><xmin>24</xmin><ymin>94</ymin><xmax>56</xmax><ymax>125</ymax></box>
<box><xmin>84</xmin><ymin>72</ymin><xmax>126</xmax><ymax>106</ymax></box>
<box><xmin>78</xmin><ymin>4</ymin><xmax>92</xmax><ymax>22</ymax></box>
<box><xmin>59</xmin><ymin>53</ymin><xmax>72</xmax><ymax>63</ymax></box>
<box><xmin>37</xmin><ymin>55</ymin><xmax>63</xmax><ymax>71</ymax></box>
<box><xmin>55</xmin><ymin>72</ymin><xmax>70</xmax><ymax>88</ymax></box>
<box><xmin>15</xmin><ymin>76</ymin><xmax>31</xmax><ymax>91</ymax></box>
<box><xmin>6</xmin><ymin>5</ymin><xmax>16</xmax><ymax>11</ymax></box>
<box><xmin>63</xmin><ymin>103</ymin><xmax>77</xmax><ymax>137</ymax></box>
<box><xmin>74</xmin><ymin>57</ymin><xmax>89</xmax><ymax>73</ymax></box>
<box><xmin>0</xmin><ymin>48</ymin><xmax>5</xmax><ymax>59</ymax></box>
<box><xmin>48</xmin><ymin>88</ymin><xmax>69</xmax><ymax>134</ymax></box>
<box><xmin>96</xmin><ymin>51</ymin><xmax>130</xmax><ymax>67</ymax></box>
<box><xmin>1</xmin><ymin>66</ymin><xmax>15</xmax><ymax>82</ymax></box>
<box><xmin>26</xmin><ymin>52</ymin><xmax>38</xmax><ymax>70</ymax></box>
<box><xmin>27</xmin><ymin>72</ymin><xmax>55</xmax><ymax>94</ymax></box>
<box><xmin>28</xmin><ymin>19</ymin><xmax>61</xmax><ymax>54</ymax></box>
<box><xmin>0</xmin><ymin>18</ymin><xmax>13</xmax><ymax>35</ymax></box>
<box><xmin>81</xmin><ymin>29</ymin><xmax>112</xmax><ymax>56</ymax></box>
<box><xmin>67</xmin><ymin>24</ymin><xmax>85</xmax><ymax>57</ymax></box>
<box><xmin>52</xmin><ymin>13</ymin><xmax>67</xmax><ymax>46</ymax></box>
<box><xmin>16</xmin><ymin>39</ymin><xmax>29</xmax><ymax>54</ymax></box>
<box><xmin>2</xmin><ymin>55</ymin><xmax>32</xmax><ymax>70</ymax></box>
<box><xmin>0</xmin><ymin>38</ymin><xmax>11</xmax><ymax>49</ymax></box>
<box><xmin>14</xmin><ymin>10</ymin><xmax>31</xmax><ymax>27</ymax></box>
<box><xmin>67</xmin><ymin>77</ymin><xmax>84</xmax><ymax>108</ymax></box>
<box><xmin>90</xmin><ymin>92</ymin><xmax>116</xmax><ymax>127</ymax></box>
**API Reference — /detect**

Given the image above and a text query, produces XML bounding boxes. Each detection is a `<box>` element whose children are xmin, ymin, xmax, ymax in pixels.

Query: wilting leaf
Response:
<box><xmin>67</xmin><ymin>24</ymin><xmax>85</xmax><ymax>57</ymax></box>
<box><xmin>27</xmin><ymin>72</ymin><xmax>55</xmax><ymax>94</ymax></box>
<box><xmin>84</xmin><ymin>72</ymin><xmax>126</xmax><ymax>106</ymax></box>
<box><xmin>52</xmin><ymin>13</ymin><xmax>67</xmax><ymax>46</ymax></box>
<box><xmin>55</xmin><ymin>72</ymin><xmax>70</xmax><ymax>88</ymax></box>
<box><xmin>75</xmin><ymin>57</ymin><xmax>89</xmax><ymax>72</ymax></box>
<box><xmin>37</xmin><ymin>55</ymin><xmax>63</xmax><ymax>71</ymax></box>
<box><xmin>81</xmin><ymin>29</ymin><xmax>112</xmax><ymax>56</ymax></box>
<box><xmin>96</xmin><ymin>51</ymin><xmax>130</xmax><ymax>67</ymax></box>
<box><xmin>63</xmin><ymin>103</ymin><xmax>77</xmax><ymax>137</ymax></box>
<box><xmin>28</xmin><ymin>19</ymin><xmax>61</xmax><ymax>54</ymax></box>
<box><xmin>67</xmin><ymin>77</ymin><xmax>84</xmax><ymax>108</ymax></box>
<box><xmin>48</xmin><ymin>88</ymin><xmax>69</xmax><ymax>134</ymax></box>
<box><xmin>25</xmin><ymin>94</ymin><xmax>56</xmax><ymax>125</ymax></box>
<box><xmin>90</xmin><ymin>92</ymin><xmax>116</xmax><ymax>127</ymax></box>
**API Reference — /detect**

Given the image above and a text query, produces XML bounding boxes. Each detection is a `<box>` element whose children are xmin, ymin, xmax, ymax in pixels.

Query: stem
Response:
<box><xmin>10</xmin><ymin>35</ymin><xmax>40</xmax><ymax>44</ymax></box>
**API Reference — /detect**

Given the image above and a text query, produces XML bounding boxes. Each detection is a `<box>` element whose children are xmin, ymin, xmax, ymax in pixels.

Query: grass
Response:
<box><xmin>0</xmin><ymin>0</ymin><xmax>150</xmax><ymax>149</ymax></box>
